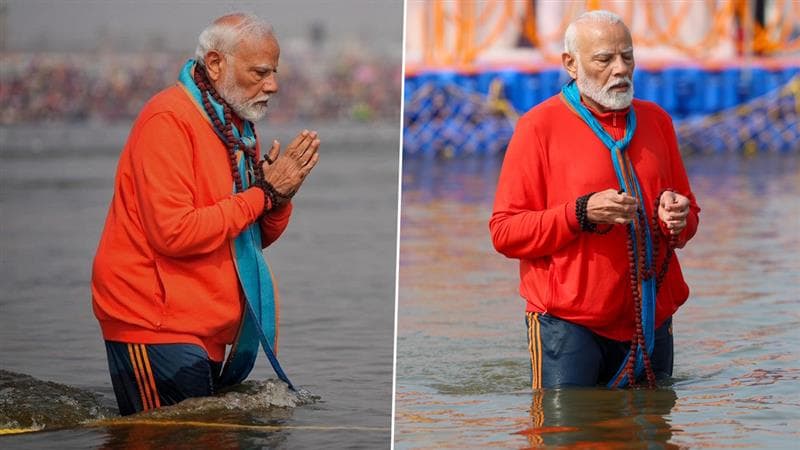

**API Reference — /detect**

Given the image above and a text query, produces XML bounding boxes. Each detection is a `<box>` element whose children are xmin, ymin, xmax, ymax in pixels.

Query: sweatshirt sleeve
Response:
<box><xmin>489</xmin><ymin>115</ymin><xmax>581</xmax><ymax>260</ymax></box>
<box><xmin>260</xmin><ymin>202</ymin><xmax>292</xmax><ymax>248</ymax></box>
<box><xmin>658</xmin><ymin>115</ymin><xmax>700</xmax><ymax>249</ymax></box>
<box><xmin>130</xmin><ymin>112</ymin><xmax>265</xmax><ymax>257</ymax></box>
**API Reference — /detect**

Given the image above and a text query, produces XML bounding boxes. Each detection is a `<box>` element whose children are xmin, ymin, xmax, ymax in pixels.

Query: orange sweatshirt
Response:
<box><xmin>490</xmin><ymin>95</ymin><xmax>700</xmax><ymax>342</ymax></box>
<box><xmin>92</xmin><ymin>85</ymin><xmax>291</xmax><ymax>361</ymax></box>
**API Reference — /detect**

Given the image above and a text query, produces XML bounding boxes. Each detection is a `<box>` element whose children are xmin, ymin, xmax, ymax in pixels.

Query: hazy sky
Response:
<box><xmin>2</xmin><ymin>0</ymin><xmax>404</xmax><ymax>54</ymax></box>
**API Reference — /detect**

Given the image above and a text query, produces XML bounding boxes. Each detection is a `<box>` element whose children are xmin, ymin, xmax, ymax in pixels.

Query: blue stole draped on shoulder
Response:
<box><xmin>178</xmin><ymin>59</ymin><xmax>293</xmax><ymax>390</ymax></box>
<box><xmin>561</xmin><ymin>80</ymin><xmax>655</xmax><ymax>389</ymax></box>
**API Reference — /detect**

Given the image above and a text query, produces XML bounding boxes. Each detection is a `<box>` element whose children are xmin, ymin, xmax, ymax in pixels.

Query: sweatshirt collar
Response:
<box><xmin>581</xmin><ymin>97</ymin><xmax>630</xmax><ymax>129</ymax></box>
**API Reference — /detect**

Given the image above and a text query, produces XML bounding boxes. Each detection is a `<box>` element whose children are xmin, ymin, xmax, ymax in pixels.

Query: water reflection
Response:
<box><xmin>99</xmin><ymin>424</ymin><xmax>255</xmax><ymax>450</ymax></box>
<box><xmin>520</xmin><ymin>389</ymin><xmax>678</xmax><ymax>449</ymax></box>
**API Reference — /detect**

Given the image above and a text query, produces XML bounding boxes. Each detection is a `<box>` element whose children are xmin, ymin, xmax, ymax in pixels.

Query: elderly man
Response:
<box><xmin>490</xmin><ymin>10</ymin><xmax>700</xmax><ymax>389</ymax></box>
<box><xmin>92</xmin><ymin>13</ymin><xmax>319</xmax><ymax>415</ymax></box>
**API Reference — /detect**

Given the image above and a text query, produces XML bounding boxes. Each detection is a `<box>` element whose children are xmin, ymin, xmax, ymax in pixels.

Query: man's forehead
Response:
<box><xmin>577</xmin><ymin>23</ymin><xmax>631</xmax><ymax>53</ymax></box>
<box><xmin>238</xmin><ymin>34</ymin><xmax>279</xmax><ymax>50</ymax></box>
<box><xmin>233</xmin><ymin>35</ymin><xmax>280</xmax><ymax>60</ymax></box>
<box><xmin>577</xmin><ymin>22</ymin><xmax>632</xmax><ymax>45</ymax></box>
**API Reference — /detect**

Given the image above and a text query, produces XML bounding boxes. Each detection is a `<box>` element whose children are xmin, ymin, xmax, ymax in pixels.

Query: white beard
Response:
<box><xmin>576</xmin><ymin>61</ymin><xmax>634</xmax><ymax>110</ymax></box>
<box><xmin>218</xmin><ymin>72</ymin><xmax>270</xmax><ymax>122</ymax></box>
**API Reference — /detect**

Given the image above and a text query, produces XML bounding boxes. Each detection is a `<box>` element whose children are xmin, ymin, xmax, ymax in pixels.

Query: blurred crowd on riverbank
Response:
<box><xmin>0</xmin><ymin>49</ymin><xmax>401</xmax><ymax>125</ymax></box>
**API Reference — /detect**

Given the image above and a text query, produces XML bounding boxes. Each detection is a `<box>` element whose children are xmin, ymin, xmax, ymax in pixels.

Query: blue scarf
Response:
<box><xmin>178</xmin><ymin>59</ymin><xmax>293</xmax><ymax>390</ymax></box>
<box><xmin>561</xmin><ymin>80</ymin><xmax>655</xmax><ymax>389</ymax></box>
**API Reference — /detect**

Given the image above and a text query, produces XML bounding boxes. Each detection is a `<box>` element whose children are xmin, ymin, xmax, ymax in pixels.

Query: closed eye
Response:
<box><xmin>253</xmin><ymin>68</ymin><xmax>277</xmax><ymax>79</ymax></box>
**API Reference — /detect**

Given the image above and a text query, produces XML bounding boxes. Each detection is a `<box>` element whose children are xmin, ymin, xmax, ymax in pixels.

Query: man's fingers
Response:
<box><xmin>664</xmin><ymin>204</ymin><xmax>689</xmax><ymax>218</ymax></box>
<box><xmin>668</xmin><ymin>209</ymin><xmax>689</xmax><ymax>220</ymax></box>
<box><xmin>665</xmin><ymin>204</ymin><xmax>690</xmax><ymax>214</ymax></box>
<box><xmin>303</xmin><ymin>151</ymin><xmax>320</xmax><ymax>173</ymax></box>
<box><xmin>285</xmin><ymin>130</ymin><xmax>310</xmax><ymax>156</ymax></box>
<box><xmin>667</xmin><ymin>223</ymin><xmax>685</xmax><ymax>235</ymax></box>
<box><xmin>292</xmin><ymin>134</ymin><xmax>314</xmax><ymax>158</ymax></box>
<box><xmin>587</xmin><ymin>190</ymin><xmax>638</xmax><ymax>225</ymax></box>
<box><xmin>296</xmin><ymin>154</ymin><xmax>320</xmax><ymax>182</ymax></box>
<box><xmin>267</xmin><ymin>140</ymin><xmax>280</xmax><ymax>163</ymax></box>
<box><xmin>673</xmin><ymin>198</ymin><xmax>690</xmax><ymax>211</ymax></box>
<box><xmin>300</xmin><ymin>138</ymin><xmax>321</xmax><ymax>166</ymax></box>
<box><xmin>605</xmin><ymin>201</ymin><xmax>637</xmax><ymax>218</ymax></box>
<box><xmin>612</xmin><ymin>191</ymin><xmax>638</xmax><ymax>206</ymax></box>
<box><xmin>295</xmin><ymin>131</ymin><xmax>318</xmax><ymax>160</ymax></box>
<box><xmin>662</xmin><ymin>192</ymin><xmax>689</xmax><ymax>210</ymax></box>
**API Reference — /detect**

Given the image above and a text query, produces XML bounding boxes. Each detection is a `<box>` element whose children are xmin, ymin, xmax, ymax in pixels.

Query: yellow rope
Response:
<box><xmin>0</xmin><ymin>427</ymin><xmax>41</xmax><ymax>435</ymax></box>
<box><xmin>0</xmin><ymin>419</ymin><xmax>389</xmax><ymax>436</ymax></box>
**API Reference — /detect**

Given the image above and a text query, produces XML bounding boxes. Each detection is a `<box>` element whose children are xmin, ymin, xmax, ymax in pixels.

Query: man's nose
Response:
<box><xmin>262</xmin><ymin>75</ymin><xmax>278</xmax><ymax>94</ymax></box>
<box><xmin>611</xmin><ymin>56</ymin><xmax>632</xmax><ymax>77</ymax></box>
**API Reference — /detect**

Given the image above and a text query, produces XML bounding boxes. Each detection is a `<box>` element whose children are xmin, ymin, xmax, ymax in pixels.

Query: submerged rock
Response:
<box><xmin>0</xmin><ymin>370</ymin><xmax>113</xmax><ymax>431</ymax></box>
<box><xmin>135</xmin><ymin>379</ymin><xmax>319</xmax><ymax>419</ymax></box>
<box><xmin>0</xmin><ymin>370</ymin><xmax>318</xmax><ymax>433</ymax></box>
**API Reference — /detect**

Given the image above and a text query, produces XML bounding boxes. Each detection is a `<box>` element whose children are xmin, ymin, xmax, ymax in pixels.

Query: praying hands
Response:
<box><xmin>260</xmin><ymin>129</ymin><xmax>321</xmax><ymax>205</ymax></box>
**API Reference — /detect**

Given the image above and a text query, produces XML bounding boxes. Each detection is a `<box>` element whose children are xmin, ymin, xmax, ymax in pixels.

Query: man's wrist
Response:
<box><xmin>252</xmin><ymin>179</ymin><xmax>277</xmax><ymax>214</ymax></box>
<box><xmin>576</xmin><ymin>193</ymin><xmax>597</xmax><ymax>232</ymax></box>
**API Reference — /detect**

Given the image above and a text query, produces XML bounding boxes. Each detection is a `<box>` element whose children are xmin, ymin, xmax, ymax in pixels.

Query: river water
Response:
<box><xmin>0</xmin><ymin>127</ymin><xmax>399</xmax><ymax>449</ymax></box>
<box><xmin>395</xmin><ymin>154</ymin><xmax>800</xmax><ymax>449</ymax></box>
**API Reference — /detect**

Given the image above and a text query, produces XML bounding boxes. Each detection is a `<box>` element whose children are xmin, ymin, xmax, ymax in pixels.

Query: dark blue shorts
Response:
<box><xmin>525</xmin><ymin>312</ymin><xmax>673</xmax><ymax>389</ymax></box>
<box><xmin>104</xmin><ymin>341</ymin><xmax>223</xmax><ymax>415</ymax></box>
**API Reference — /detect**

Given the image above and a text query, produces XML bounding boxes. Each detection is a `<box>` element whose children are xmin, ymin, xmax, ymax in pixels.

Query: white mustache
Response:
<box><xmin>250</xmin><ymin>96</ymin><xmax>270</xmax><ymax>105</ymax></box>
<box><xmin>607</xmin><ymin>78</ymin><xmax>632</xmax><ymax>90</ymax></box>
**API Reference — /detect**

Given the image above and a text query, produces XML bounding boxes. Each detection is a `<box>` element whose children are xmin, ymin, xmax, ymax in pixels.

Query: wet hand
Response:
<box><xmin>658</xmin><ymin>190</ymin><xmax>690</xmax><ymax>235</ymax></box>
<box><xmin>586</xmin><ymin>189</ymin><xmax>639</xmax><ymax>225</ymax></box>
<box><xmin>261</xmin><ymin>130</ymin><xmax>320</xmax><ymax>203</ymax></box>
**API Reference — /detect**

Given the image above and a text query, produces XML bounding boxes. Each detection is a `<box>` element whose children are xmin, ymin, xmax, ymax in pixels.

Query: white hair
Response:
<box><xmin>564</xmin><ymin>10</ymin><xmax>627</xmax><ymax>54</ymax></box>
<box><xmin>195</xmin><ymin>13</ymin><xmax>275</xmax><ymax>66</ymax></box>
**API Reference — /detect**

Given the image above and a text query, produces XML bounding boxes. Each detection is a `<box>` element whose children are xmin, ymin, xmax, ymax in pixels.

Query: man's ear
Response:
<box><xmin>562</xmin><ymin>52</ymin><xmax>578</xmax><ymax>80</ymax></box>
<box><xmin>203</xmin><ymin>50</ymin><xmax>225</xmax><ymax>82</ymax></box>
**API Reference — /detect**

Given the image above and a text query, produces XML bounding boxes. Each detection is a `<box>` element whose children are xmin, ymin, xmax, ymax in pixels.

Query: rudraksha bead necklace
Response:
<box><xmin>609</xmin><ymin>191</ymin><xmax>679</xmax><ymax>389</ymax></box>
<box><xmin>193</xmin><ymin>64</ymin><xmax>263</xmax><ymax>194</ymax></box>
